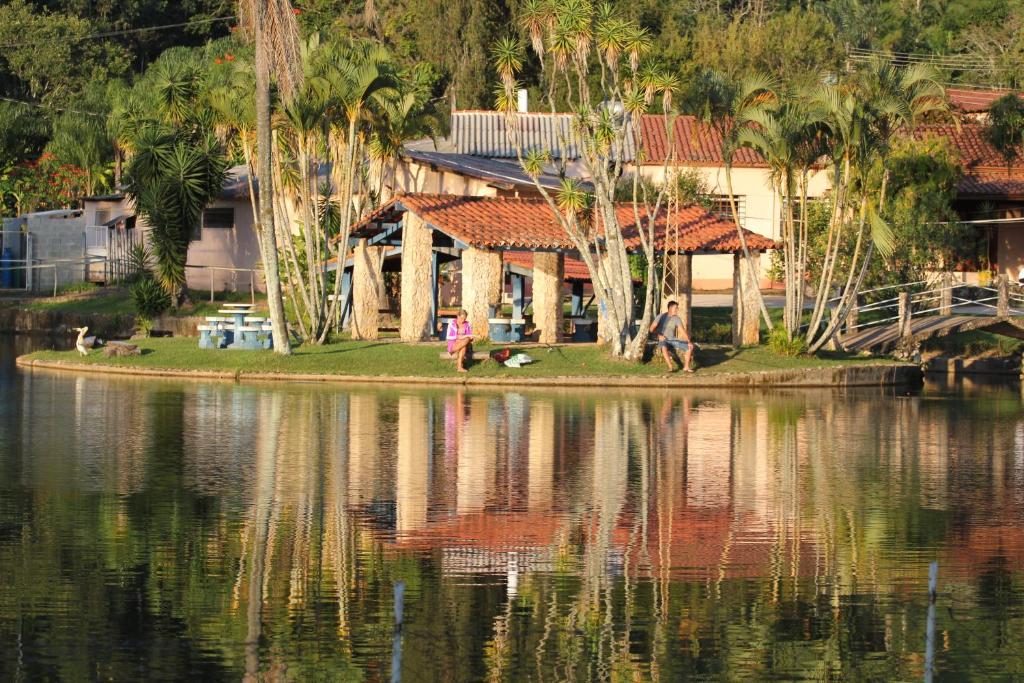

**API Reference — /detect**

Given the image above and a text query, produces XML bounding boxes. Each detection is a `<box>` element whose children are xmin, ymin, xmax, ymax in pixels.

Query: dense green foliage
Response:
<box><xmin>129</xmin><ymin>275</ymin><xmax>172</xmax><ymax>318</ymax></box>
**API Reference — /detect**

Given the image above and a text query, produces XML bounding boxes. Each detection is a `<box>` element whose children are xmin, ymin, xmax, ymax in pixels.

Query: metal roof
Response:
<box><xmin>402</xmin><ymin>149</ymin><xmax>586</xmax><ymax>191</ymax></box>
<box><xmin>451</xmin><ymin>110</ymin><xmax>636</xmax><ymax>162</ymax></box>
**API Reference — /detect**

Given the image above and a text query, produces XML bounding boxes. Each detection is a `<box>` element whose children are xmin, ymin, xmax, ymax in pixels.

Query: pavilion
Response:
<box><xmin>335</xmin><ymin>193</ymin><xmax>776</xmax><ymax>346</ymax></box>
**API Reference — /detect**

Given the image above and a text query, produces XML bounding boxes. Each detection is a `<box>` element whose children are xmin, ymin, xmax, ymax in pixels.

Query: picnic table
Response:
<box><xmin>202</xmin><ymin>309</ymin><xmax>269</xmax><ymax>350</ymax></box>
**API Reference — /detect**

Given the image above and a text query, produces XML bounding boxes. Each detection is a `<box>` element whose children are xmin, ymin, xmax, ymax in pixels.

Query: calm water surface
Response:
<box><xmin>1</xmin><ymin>336</ymin><xmax>1023</xmax><ymax>681</ymax></box>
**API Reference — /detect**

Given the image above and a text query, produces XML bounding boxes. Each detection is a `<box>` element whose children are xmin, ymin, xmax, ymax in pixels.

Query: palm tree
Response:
<box><xmin>308</xmin><ymin>39</ymin><xmax>397</xmax><ymax>343</ymax></box>
<box><xmin>124</xmin><ymin>127</ymin><xmax>228</xmax><ymax>304</ymax></box>
<box><xmin>238</xmin><ymin>0</ymin><xmax>303</xmax><ymax>354</ymax></box>
<box><xmin>367</xmin><ymin>73</ymin><xmax>441</xmax><ymax>207</ymax></box>
<box><xmin>736</xmin><ymin>93</ymin><xmax>826</xmax><ymax>339</ymax></box>
<box><xmin>688</xmin><ymin>70</ymin><xmax>778</xmax><ymax>333</ymax></box>
<box><xmin>804</xmin><ymin>58</ymin><xmax>948</xmax><ymax>352</ymax></box>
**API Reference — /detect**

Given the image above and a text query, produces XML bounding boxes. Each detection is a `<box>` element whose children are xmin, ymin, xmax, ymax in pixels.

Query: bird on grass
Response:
<box><xmin>74</xmin><ymin>327</ymin><xmax>90</xmax><ymax>356</ymax></box>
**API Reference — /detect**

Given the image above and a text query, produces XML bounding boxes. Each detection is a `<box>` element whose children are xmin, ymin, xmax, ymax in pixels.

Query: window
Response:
<box><xmin>193</xmin><ymin>207</ymin><xmax>234</xmax><ymax>240</ymax></box>
<box><xmin>203</xmin><ymin>208</ymin><xmax>235</xmax><ymax>229</ymax></box>
<box><xmin>781</xmin><ymin>196</ymin><xmax>824</xmax><ymax>230</ymax></box>
<box><xmin>710</xmin><ymin>195</ymin><xmax>745</xmax><ymax>226</ymax></box>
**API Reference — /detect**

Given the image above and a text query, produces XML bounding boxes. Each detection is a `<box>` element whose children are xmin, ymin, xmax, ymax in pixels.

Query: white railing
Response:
<box><xmin>184</xmin><ymin>264</ymin><xmax>263</xmax><ymax>304</ymax></box>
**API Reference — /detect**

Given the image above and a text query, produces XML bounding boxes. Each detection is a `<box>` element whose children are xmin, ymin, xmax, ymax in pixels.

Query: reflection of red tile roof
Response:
<box><xmin>946</xmin><ymin>87</ymin><xmax>1020</xmax><ymax>113</ymax></box>
<box><xmin>502</xmin><ymin>251</ymin><xmax>592</xmax><ymax>281</ymax></box>
<box><xmin>639</xmin><ymin>115</ymin><xmax>766</xmax><ymax>167</ymax></box>
<box><xmin>349</xmin><ymin>193</ymin><xmax>777</xmax><ymax>254</ymax></box>
<box><xmin>388</xmin><ymin>512</ymin><xmax>562</xmax><ymax>550</ymax></box>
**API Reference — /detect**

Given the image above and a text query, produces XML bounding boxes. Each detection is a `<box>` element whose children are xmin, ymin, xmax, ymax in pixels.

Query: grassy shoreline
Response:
<box><xmin>20</xmin><ymin>336</ymin><xmax>900</xmax><ymax>382</ymax></box>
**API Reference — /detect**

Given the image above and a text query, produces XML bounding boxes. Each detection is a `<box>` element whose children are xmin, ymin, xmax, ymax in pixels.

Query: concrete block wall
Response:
<box><xmin>25</xmin><ymin>213</ymin><xmax>87</xmax><ymax>292</ymax></box>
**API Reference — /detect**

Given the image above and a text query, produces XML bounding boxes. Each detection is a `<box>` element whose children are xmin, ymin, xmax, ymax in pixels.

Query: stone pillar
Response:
<box><xmin>732</xmin><ymin>251</ymin><xmax>761</xmax><ymax>347</ymax></box>
<box><xmin>663</xmin><ymin>253</ymin><xmax>692</xmax><ymax>333</ymax></box>
<box><xmin>400</xmin><ymin>213</ymin><xmax>434</xmax><ymax>341</ymax></box>
<box><xmin>461</xmin><ymin>247</ymin><xmax>503</xmax><ymax>340</ymax></box>
<box><xmin>532</xmin><ymin>252</ymin><xmax>564</xmax><ymax>344</ymax></box>
<box><xmin>351</xmin><ymin>239</ymin><xmax>384</xmax><ymax>340</ymax></box>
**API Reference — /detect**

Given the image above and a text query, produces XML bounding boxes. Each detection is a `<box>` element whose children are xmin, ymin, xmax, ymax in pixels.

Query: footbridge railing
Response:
<box><xmin>833</xmin><ymin>274</ymin><xmax>1024</xmax><ymax>352</ymax></box>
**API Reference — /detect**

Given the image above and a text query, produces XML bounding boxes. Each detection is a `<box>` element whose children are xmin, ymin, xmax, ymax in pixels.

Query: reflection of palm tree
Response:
<box><xmin>244</xmin><ymin>392</ymin><xmax>283</xmax><ymax>681</ymax></box>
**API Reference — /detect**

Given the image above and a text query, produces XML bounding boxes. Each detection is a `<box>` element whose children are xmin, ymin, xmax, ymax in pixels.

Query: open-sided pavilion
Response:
<box><xmin>335</xmin><ymin>193</ymin><xmax>776</xmax><ymax>346</ymax></box>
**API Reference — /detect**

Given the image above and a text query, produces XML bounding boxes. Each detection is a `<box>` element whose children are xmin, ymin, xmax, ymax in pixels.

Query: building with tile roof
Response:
<box><xmin>338</xmin><ymin>192</ymin><xmax>774</xmax><ymax>345</ymax></box>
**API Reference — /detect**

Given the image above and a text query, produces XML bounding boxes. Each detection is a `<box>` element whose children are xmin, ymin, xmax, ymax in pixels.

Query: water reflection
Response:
<box><xmin>1</xmin><ymin>362</ymin><xmax>1023</xmax><ymax>680</ymax></box>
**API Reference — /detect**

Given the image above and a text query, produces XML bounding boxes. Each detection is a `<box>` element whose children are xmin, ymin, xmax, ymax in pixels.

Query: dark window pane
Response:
<box><xmin>202</xmin><ymin>208</ymin><xmax>235</xmax><ymax>229</ymax></box>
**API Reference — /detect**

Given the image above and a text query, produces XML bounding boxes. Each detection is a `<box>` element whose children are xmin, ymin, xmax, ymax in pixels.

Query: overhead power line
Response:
<box><xmin>0</xmin><ymin>95</ymin><xmax>104</xmax><ymax>118</ymax></box>
<box><xmin>0</xmin><ymin>15</ymin><xmax>235</xmax><ymax>50</ymax></box>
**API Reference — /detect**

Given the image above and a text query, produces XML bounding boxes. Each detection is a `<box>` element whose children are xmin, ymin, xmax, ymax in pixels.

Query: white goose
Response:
<box><xmin>74</xmin><ymin>326</ymin><xmax>90</xmax><ymax>356</ymax></box>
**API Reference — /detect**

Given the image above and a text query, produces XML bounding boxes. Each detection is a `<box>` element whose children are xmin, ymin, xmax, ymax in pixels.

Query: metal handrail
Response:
<box><xmin>184</xmin><ymin>264</ymin><xmax>263</xmax><ymax>304</ymax></box>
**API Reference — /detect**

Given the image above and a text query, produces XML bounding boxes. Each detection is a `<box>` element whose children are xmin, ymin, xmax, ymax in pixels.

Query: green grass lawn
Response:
<box><xmin>24</xmin><ymin>336</ymin><xmax>893</xmax><ymax>379</ymax></box>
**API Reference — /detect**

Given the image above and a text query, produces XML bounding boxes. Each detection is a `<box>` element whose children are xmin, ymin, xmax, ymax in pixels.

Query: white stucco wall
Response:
<box><xmin>184</xmin><ymin>199</ymin><xmax>263</xmax><ymax>293</ymax></box>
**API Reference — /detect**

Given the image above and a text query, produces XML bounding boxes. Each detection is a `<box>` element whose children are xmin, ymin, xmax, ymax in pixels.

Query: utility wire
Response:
<box><xmin>0</xmin><ymin>95</ymin><xmax>105</xmax><ymax>118</ymax></box>
<box><xmin>0</xmin><ymin>15</ymin><xmax>235</xmax><ymax>50</ymax></box>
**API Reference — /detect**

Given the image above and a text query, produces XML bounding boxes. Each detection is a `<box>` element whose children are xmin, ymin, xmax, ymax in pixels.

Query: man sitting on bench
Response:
<box><xmin>446</xmin><ymin>309</ymin><xmax>474</xmax><ymax>373</ymax></box>
<box><xmin>650</xmin><ymin>300</ymin><xmax>696</xmax><ymax>373</ymax></box>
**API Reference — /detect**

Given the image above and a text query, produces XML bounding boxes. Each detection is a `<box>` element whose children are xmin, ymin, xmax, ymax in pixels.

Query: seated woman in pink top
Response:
<box><xmin>446</xmin><ymin>309</ymin><xmax>474</xmax><ymax>373</ymax></box>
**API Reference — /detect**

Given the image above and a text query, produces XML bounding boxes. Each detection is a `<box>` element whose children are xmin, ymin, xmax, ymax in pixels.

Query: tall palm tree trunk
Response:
<box><xmin>255</xmin><ymin>5</ymin><xmax>292</xmax><ymax>355</ymax></box>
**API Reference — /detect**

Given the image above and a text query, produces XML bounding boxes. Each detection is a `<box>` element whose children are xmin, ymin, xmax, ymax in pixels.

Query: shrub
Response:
<box><xmin>130</xmin><ymin>277</ymin><xmax>171</xmax><ymax>319</ymax></box>
<box><xmin>768</xmin><ymin>327</ymin><xmax>807</xmax><ymax>356</ymax></box>
<box><xmin>125</xmin><ymin>242</ymin><xmax>153</xmax><ymax>283</ymax></box>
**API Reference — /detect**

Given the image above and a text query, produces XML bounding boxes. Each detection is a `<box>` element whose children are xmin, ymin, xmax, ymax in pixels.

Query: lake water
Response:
<box><xmin>1</xmin><ymin>336</ymin><xmax>1023</xmax><ymax>681</ymax></box>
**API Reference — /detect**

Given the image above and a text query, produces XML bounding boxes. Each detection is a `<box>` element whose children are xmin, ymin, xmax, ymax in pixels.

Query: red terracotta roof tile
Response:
<box><xmin>502</xmin><ymin>251</ymin><xmax>592</xmax><ymax>281</ymax></box>
<box><xmin>945</xmin><ymin>87</ymin><xmax>1021</xmax><ymax>113</ymax></box>
<box><xmin>639</xmin><ymin>114</ymin><xmax>767</xmax><ymax>167</ymax></box>
<box><xmin>349</xmin><ymin>193</ymin><xmax>777</xmax><ymax>254</ymax></box>
<box><xmin>957</xmin><ymin>173</ymin><xmax>1024</xmax><ymax>198</ymax></box>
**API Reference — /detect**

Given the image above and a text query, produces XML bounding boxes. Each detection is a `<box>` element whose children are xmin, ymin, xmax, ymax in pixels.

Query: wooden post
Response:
<box><xmin>845</xmin><ymin>296</ymin><xmax>859</xmax><ymax>334</ymax></box>
<box><xmin>532</xmin><ymin>252</ymin><xmax>564</xmax><ymax>344</ymax></box>
<box><xmin>400</xmin><ymin>213</ymin><xmax>434</xmax><ymax>341</ymax></box>
<box><xmin>996</xmin><ymin>274</ymin><xmax>1010</xmax><ymax>317</ymax></box>
<box><xmin>664</xmin><ymin>253</ymin><xmax>692</xmax><ymax>334</ymax></box>
<box><xmin>732</xmin><ymin>251</ymin><xmax>760</xmax><ymax>347</ymax></box>
<box><xmin>939</xmin><ymin>272</ymin><xmax>953</xmax><ymax>316</ymax></box>
<box><xmin>351</xmin><ymin>238</ymin><xmax>384</xmax><ymax>340</ymax></box>
<box><xmin>898</xmin><ymin>291</ymin><xmax>912</xmax><ymax>341</ymax></box>
<box><xmin>461</xmin><ymin>247</ymin><xmax>503</xmax><ymax>340</ymax></box>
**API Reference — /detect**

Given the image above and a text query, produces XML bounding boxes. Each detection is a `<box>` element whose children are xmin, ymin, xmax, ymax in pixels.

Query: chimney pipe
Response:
<box><xmin>517</xmin><ymin>88</ymin><xmax>528</xmax><ymax>113</ymax></box>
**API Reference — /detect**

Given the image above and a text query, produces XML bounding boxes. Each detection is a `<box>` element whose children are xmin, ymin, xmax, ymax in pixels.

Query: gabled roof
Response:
<box><xmin>451</xmin><ymin>110</ymin><xmax>637</xmax><ymax>161</ymax></box>
<box><xmin>402</xmin><ymin>149</ymin><xmax>583</xmax><ymax>191</ymax></box>
<box><xmin>347</xmin><ymin>193</ymin><xmax>776</xmax><ymax>254</ymax></box>
<box><xmin>946</xmin><ymin>87</ymin><xmax>1021</xmax><ymax>114</ymax></box>
<box><xmin>638</xmin><ymin>114</ymin><xmax>767</xmax><ymax>167</ymax></box>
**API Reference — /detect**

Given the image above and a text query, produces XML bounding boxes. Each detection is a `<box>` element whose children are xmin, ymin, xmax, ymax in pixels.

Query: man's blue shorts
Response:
<box><xmin>657</xmin><ymin>339</ymin><xmax>689</xmax><ymax>352</ymax></box>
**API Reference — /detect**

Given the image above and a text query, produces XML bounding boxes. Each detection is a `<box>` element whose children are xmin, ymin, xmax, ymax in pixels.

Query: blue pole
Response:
<box><xmin>340</xmin><ymin>269</ymin><xmax>353</xmax><ymax>329</ymax></box>
<box><xmin>571</xmin><ymin>281</ymin><xmax>584</xmax><ymax>317</ymax></box>
<box><xmin>430</xmin><ymin>251</ymin><xmax>440</xmax><ymax>334</ymax></box>
<box><xmin>512</xmin><ymin>273</ymin><xmax>525</xmax><ymax>320</ymax></box>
